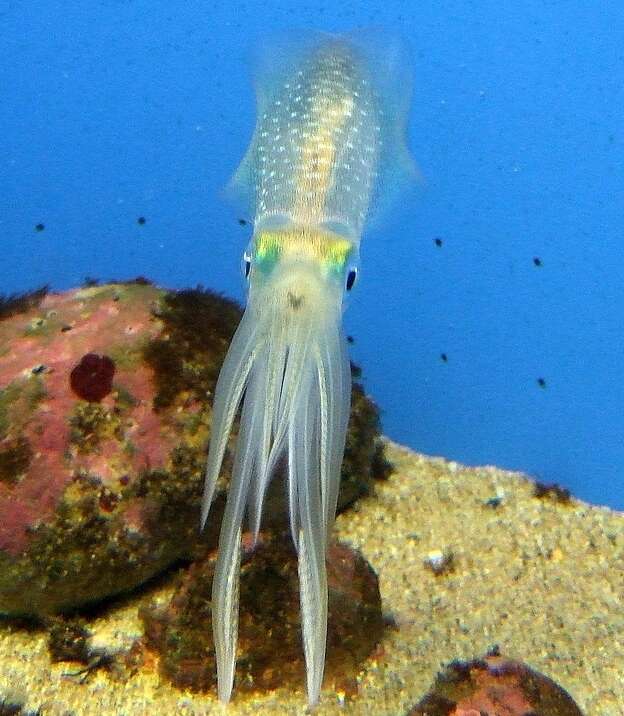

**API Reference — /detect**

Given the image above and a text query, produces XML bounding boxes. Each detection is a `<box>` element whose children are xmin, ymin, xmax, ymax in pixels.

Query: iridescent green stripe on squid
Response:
<box><xmin>253</xmin><ymin>227</ymin><xmax>354</xmax><ymax>278</ymax></box>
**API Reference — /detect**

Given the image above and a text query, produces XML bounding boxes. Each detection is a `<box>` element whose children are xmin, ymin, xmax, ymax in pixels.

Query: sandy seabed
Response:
<box><xmin>1</xmin><ymin>440</ymin><xmax>622</xmax><ymax>715</ymax></box>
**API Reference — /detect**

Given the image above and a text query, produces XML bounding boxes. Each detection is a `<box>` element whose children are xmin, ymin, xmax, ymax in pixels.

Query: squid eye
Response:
<box><xmin>346</xmin><ymin>267</ymin><xmax>358</xmax><ymax>291</ymax></box>
<box><xmin>242</xmin><ymin>251</ymin><xmax>252</xmax><ymax>279</ymax></box>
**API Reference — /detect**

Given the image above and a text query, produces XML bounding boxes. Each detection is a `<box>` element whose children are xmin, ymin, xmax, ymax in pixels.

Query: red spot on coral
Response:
<box><xmin>70</xmin><ymin>353</ymin><xmax>115</xmax><ymax>402</ymax></box>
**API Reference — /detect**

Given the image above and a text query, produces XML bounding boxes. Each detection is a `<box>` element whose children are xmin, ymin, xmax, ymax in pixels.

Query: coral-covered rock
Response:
<box><xmin>0</xmin><ymin>283</ymin><xmax>387</xmax><ymax>617</ymax></box>
<box><xmin>408</xmin><ymin>653</ymin><xmax>584</xmax><ymax>716</ymax></box>
<box><xmin>140</xmin><ymin>533</ymin><xmax>384</xmax><ymax>699</ymax></box>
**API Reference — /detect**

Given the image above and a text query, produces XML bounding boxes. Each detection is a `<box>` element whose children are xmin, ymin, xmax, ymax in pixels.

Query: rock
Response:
<box><xmin>408</xmin><ymin>652</ymin><xmax>584</xmax><ymax>716</ymax></box>
<box><xmin>140</xmin><ymin>533</ymin><xmax>384</xmax><ymax>699</ymax></box>
<box><xmin>46</xmin><ymin>617</ymin><xmax>91</xmax><ymax>663</ymax></box>
<box><xmin>0</xmin><ymin>282</ymin><xmax>388</xmax><ymax>617</ymax></box>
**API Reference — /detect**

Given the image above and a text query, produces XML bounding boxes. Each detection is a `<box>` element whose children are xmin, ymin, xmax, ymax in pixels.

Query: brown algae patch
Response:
<box><xmin>0</xmin><ymin>437</ymin><xmax>33</xmax><ymax>486</ymax></box>
<box><xmin>0</xmin><ymin>286</ymin><xmax>48</xmax><ymax>321</ymax></box>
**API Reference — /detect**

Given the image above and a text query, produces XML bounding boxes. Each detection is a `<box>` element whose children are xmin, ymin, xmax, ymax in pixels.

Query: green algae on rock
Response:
<box><xmin>0</xmin><ymin>282</ymin><xmax>388</xmax><ymax>617</ymax></box>
<box><xmin>140</xmin><ymin>533</ymin><xmax>384</xmax><ymax>700</ymax></box>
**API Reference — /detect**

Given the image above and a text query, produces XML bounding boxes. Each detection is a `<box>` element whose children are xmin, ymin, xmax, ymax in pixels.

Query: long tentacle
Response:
<box><xmin>248</xmin><ymin>315</ymin><xmax>315</xmax><ymax>543</ymax></box>
<box><xmin>288</xmin><ymin>323</ymin><xmax>350</xmax><ymax>704</ymax></box>
<box><xmin>204</xmin><ymin>274</ymin><xmax>350</xmax><ymax>706</ymax></box>
<box><xmin>211</xmin><ymin>353</ymin><xmax>266</xmax><ymax>702</ymax></box>
<box><xmin>292</xmin><ymin>367</ymin><xmax>327</xmax><ymax>705</ymax></box>
<box><xmin>316</xmin><ymin>322</ymin><xmax>351</xmax><ymax>544</ymax></box>
<box><xmin>246</xmin><ymin>318</ymin><xmax>286</xmax><ymax>540</ymax></box>
<box><xmin>201</xmin><ymin>312</ymin><xmax>259</xmax><ymax>530</ymax></box>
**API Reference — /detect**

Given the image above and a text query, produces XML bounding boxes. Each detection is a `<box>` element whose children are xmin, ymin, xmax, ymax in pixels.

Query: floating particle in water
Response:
<box><xmin>238</xmin><ymin>218</ymin><xmax>248</xmax><ymax>226</ymax></box>
<box><xmin>434</xmin><ymin>237</ymin><xmax>443</xmax><ymax>247</ymax></box>
<box><xmin>533</xmin><ymin>256</ymin><xmax>543</xmax><ymax>267</ymax></box>
<box><xmin>440</xmin><ymin>352</ymin><xmax>448</xmax><ymax>363</ymax></box>
<box><xmin>537</xmin><ymin>377</ymin><xmax>546</xmax><ymax>388</ymax></box>
<box><xmin>35</xmin><ymin>223</ymin><xmax>45</xmax><ymax>232</ymax></box>
<box><xmin>137</xmin><ymin>216</ymin><xmax>146</xmax><ymax>225</ymax></box>
<box><xmin>70</xmin><ymin>353</ymin><xmax>116</xmax><ymax>402</ymax></box>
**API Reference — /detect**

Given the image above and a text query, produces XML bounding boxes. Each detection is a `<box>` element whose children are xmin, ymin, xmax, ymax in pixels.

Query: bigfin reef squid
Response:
<box><xmin>201</xmin><ymin>29</ymin><xmax>416</xmax><ymax>705</ymax></box>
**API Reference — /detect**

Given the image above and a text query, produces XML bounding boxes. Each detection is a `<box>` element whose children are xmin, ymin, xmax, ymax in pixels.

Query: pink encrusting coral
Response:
<box><xmin>0</xmin><ymin>282</ymin><xmax>232</xmax><ymax>615</ymax></box>
<box><xmin>0</xmin><ymin>282</ymin><xmax>389</xmax><ymax>617</ymax></box>
<box><xmin>0</xmin><ymin>284</ymin><xmax>172</xmax><ymax>556</ymax></box>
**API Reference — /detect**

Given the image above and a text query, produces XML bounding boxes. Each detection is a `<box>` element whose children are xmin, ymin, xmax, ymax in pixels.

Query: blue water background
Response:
<box><xmin>1</xmin><ymin>2</ymin><xmax>622</xmax><ymax>509</ymax></box>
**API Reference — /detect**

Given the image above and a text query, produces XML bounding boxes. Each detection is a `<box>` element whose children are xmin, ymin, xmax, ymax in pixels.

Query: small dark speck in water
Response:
<box><xmin>533</xmin><ymin>256</ymin><xmax>543</xmax><ymax>267</ymax></box>
<box><xmin>440</xmin><ymin>352</ymin><xmax>448</xmax><ymax>363</ymax></box>
<box><xmin>137</xmin><ymin>216</ymin><xmax>146</xmax><ymax>225</ymax></box>
<box><xmin>34</xmin><ymin>223</ymin><xmax>45</xmax><ymax>232</ymax></box>
<box><xmin>537</xmin><ymin>377</ymin><xmax>546</xmax><ymax>388</ymax></box>
<box><xmin>434</xmin><ymin>237</ymin><xmax>443</xmax><ymax>247</ymax></box>
<box><xmin>238</xmin><ymin>218</ymin><xmax>248</xmax><ymax>226</ymax></box>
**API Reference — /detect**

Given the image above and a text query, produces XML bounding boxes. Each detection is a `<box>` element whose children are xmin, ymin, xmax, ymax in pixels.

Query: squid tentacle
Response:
<box><xmin>200</xmin><ymin>311</ymin><xmax>260</xmax><ymax>530</ymax></box>
<box><xmin>203</xmin><ymin>293</ymin><xmax>349</xmax><ymax>704</ymax></box>
<box><xmin>211</xmin><ymin>351</ymin><xmax>267</xmax><ymax>701</ymax></box>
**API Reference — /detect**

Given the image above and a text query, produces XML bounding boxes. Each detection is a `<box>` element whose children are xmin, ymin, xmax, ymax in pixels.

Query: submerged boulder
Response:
<box><xmin>408</xmin><ymin>652</ymin><xmax>584</xmax><ymax>716</ymax></box>
<box><xmin>0</xmin><ymin>282</ymin><xmax>388</xmax><ymax>617</ymax></box>
<box><xmin>140</xmin><ymin>532</ymin><xmax>385</xmax><ymax>699</ymax></box>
